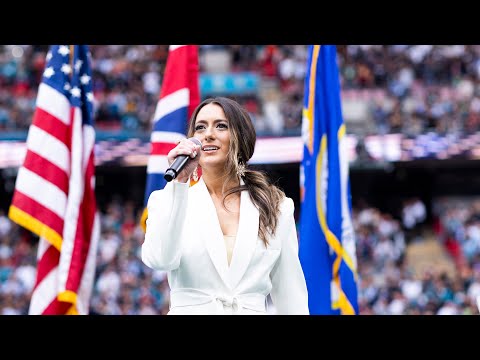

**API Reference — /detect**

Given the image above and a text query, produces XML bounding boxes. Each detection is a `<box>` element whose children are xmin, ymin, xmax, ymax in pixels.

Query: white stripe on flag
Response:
<box><xmin>82</xmin><ymin>124</ymin><xmax>96</xmax><ymax>170</ymax></box>
<box><xmin>147</xmin><ymin>155</ymin><xmax>169</xmax><ymax>174</ymax></box>
<box><xmin>151</xmin><ymin>88</ymin><xmax>190</xmax><ymax>124</ymax></box>
<box><xmin>169</xmin><ymin>45</ymin><xmax>186</xmax><ymax>51</ymax></box>
<box><xmin>35</xmin><ymin>83</ymin><xmax>71</xmax><ymax>125</ymax></box>
<box><xmin>36</xmin><ymin>235</ymin><xmax>50</xmax><ymax>260</ymax></box>
<box><xmin>75</xmin><ymin>213</ymin><xmax>100</xmax><ymax>315</ymax></box>
<box><xmin>151</xmin><ymin>131</ymin><xmax>186</xmax><ymax>143</ymax></box>
<box><xmin>15</xmin><ymin>167</ymin><xmax>67</xmax><ymax>219</ymax></box>
<box><xmin>29</xmin><ymin>253</ymin><xmax>58</xmax><ymax>315</ymax></box>
<box><xmin>27</xmin><ymin>125</ymin><xmax>70</xmax><ymax>173</ymax></box>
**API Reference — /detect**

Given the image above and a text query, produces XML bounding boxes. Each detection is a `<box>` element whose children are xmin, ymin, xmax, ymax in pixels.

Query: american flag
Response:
<box><xmin>140</xmin><ymin>45</ymin><xmax>200</xmax><ymax>230</ymax></box>
<box><xmin>8</xmin><ymin>45</ymin><xmax>100</xmax><ymax>315</ymax></box>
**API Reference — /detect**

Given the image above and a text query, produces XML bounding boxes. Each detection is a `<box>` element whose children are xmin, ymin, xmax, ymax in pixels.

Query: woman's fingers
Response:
<box><xmin>177</xmin><ymin>139</ymin><xmax>200</xmax><ymax>158</ymax></box>
<box><xmin>168</xmin><ymin>139</ymin><xmax>201</xmax><ymax>164</ymax></box>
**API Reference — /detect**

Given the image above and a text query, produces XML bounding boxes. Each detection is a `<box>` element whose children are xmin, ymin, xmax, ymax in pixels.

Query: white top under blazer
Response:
<box><xmin>142</xmin><ymin>178</ymin><xmax>309</xmax><ymax>315</ymax></box>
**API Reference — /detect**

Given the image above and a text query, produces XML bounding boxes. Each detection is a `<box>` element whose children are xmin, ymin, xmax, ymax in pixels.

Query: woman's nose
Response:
<box><xmin>204</xmin><ymin>127</ymin><xmax>214</xmax><ymax>140</ymax></box>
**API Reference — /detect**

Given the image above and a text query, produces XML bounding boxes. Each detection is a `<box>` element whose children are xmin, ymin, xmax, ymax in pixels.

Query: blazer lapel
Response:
<box><xmin>227</xmin><ymin>182</ymin><xmax>259</xmax><ymax>289</ymax></box>
<box><xmin>195</xmin><ymin>179</ymin><xmax>230</xmax><ymax>286</ymax></box>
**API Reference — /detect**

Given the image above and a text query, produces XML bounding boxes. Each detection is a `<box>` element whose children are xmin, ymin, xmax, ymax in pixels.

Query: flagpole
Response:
<box><xmin>69</xmin><ymin>45</ymin><xmax>75</xmax><ymax>79</ymax></box>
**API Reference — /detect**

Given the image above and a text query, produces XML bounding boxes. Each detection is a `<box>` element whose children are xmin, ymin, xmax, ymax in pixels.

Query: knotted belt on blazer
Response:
<box><xmin>170</xmin><ymin>288</ymin><xmax>267</xmax><ymax>314</ymax></box>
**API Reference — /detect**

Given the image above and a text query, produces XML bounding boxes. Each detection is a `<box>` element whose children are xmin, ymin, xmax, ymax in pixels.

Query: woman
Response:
<box><xmin>142</xmin><ymin>97</ymin><xmax>309</xmax><ymax>315</ymax></box>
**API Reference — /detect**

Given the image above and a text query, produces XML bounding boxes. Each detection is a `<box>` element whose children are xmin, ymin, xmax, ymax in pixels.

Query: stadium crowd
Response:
<box><xmin>2</xmin><ymin>196</ymin><xmax>480</xmax><ymax>315</ymax></box>
<box><xmin>1</xmin><ymin>45</ymin><xmax>480</xmax><ymax>137</ymax></box>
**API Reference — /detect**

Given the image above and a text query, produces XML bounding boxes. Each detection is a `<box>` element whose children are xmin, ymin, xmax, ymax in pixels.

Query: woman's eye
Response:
<box><xmin>218</xmin><ymin>123</ymin><xmax>228</xmax><ymax>129</ymax></box>
<box><xmin>194</xmin><ymin>125</ymin><xmax>204</xmax><ymax>131</ymax></box>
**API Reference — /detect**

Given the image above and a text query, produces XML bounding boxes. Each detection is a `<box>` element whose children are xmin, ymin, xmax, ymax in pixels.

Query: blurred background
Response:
<box><xmin>1</xmin><ymin>45</ymin><xmax>480</xmax><ymax>315</ymax></box>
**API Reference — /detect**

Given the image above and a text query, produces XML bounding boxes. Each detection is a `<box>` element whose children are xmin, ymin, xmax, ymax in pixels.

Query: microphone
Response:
<box><xmin>164</xmin><ymin>137</ymin><xmax>202</xmax><ymax>182</ymax></box>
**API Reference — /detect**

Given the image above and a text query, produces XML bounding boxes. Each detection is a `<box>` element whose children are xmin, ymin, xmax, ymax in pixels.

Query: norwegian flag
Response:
<box><xmin>141</xmin><ymin>45</ymin><xmax>200</xmax><ymax>230</ymax></box>
<box><xmin>8</xmin><ymin>45</ymin><xmax>99</xmax><ymax>315</ymax></box>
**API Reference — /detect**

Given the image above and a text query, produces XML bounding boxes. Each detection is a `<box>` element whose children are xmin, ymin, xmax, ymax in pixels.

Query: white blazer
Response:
<box><xmin>142</xmin><ymin>178</ymin><xmax>309</xmax><ymax>315</ymax></box>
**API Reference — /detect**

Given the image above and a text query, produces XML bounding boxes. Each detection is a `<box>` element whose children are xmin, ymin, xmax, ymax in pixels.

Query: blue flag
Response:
<box><xmin>299</xmin><ymin>45</ymin><xmax>359</xmax><ymax>315</ymax></box>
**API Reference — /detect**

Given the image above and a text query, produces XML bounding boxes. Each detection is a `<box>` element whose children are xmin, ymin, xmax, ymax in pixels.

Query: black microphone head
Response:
<box><xmin>164</xmin><ymin>169</ymin><xmax>176</xmax><ymax>182</ymax></box>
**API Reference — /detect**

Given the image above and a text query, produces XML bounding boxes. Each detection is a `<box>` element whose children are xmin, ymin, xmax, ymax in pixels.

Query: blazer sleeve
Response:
<box><xmin>269</xmin><ymin>197</ymin><xmax>310</xmax><ymax>315</ymax></box>
<box><xmin>141</xmin><ymin>181</ymin><xmax>190</xmax><ymax>271</ymax></box>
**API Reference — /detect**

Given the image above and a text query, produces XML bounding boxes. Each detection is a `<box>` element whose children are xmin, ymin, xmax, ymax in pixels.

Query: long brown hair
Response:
<box><xmin>187</xmin><ymin>97</ymin><xmax>285</xmax><ymax>245</ymax></box>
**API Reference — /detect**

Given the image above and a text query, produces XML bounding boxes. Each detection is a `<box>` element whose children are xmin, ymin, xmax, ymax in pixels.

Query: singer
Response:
<box><xmin>142</xmin><ymin>97</ymin><xmax>309</xmax><ymax>315</ymax></box>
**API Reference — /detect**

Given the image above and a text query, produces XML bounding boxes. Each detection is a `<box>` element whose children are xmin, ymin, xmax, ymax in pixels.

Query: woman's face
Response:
<box><xmin>194</xmin><ymin>103</ymin><xmax>231</xmax><ymax>171</ymax></box>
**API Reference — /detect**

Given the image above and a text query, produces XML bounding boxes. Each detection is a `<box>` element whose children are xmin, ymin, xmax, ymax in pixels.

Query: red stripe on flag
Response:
<box><xmin>160</xmin><ymin>46</ymin><xmax>191</xmax><ymax>98</ymax></box>
<box><xmin>41</xmin><ymin>297</ymin><xmax>73</xmax><ymax>315</ymax></box>
<box><xmin>151</xmin><ymin>142</ymin><xmax>177</xmax><ymax>155</ymax></box>
<box><xmin>33</xmin><ymin>107</ymin><xmax>71</xmax><ymax>147</ymax></box>
<box><xmin>186</xmin><ymin>46</ymin><xmax>200</xmax><ymax>118</ymax></box>
<box><xmin>34</xmin><ymin>244</ymin><xmax>60</xmax><ymax>288</ymax></box>
<box><xmin>11</xmin><ymin>191</ymin><xmax>64</xmax><ymax>236</ymax></box>
<box><xmin>23</xmin><ymin>150</ymin><xmax>69</xmax><ymax>194</ymax></box>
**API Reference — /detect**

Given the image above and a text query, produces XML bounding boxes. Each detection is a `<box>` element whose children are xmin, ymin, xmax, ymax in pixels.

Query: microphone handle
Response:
<box><xmin>164</xmin><ymin>137</ymin><xmax>201</xmax><ymax>182</ymax></box>
<box><xmin>164</xmin><ymin>155</ymin><xmax>189</xmax><ymax>182</ymax></box>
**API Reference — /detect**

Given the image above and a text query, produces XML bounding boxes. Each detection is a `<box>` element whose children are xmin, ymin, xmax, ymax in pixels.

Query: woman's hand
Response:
<box><xmin>167</xmin><ymin>138</ymin><xmax>201</xmax><ymax>183</ymax></box>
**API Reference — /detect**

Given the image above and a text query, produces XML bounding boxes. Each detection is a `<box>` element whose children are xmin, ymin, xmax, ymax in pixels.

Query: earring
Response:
<box><xmin>192</xmin><ymin>167</ymin><xmax>199</xmax><ymax>182</ymax></box>
<box><xmin>237</xmin><ymin>163</ymin><xmax>246</xmax><ymax>178</ymax></box>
